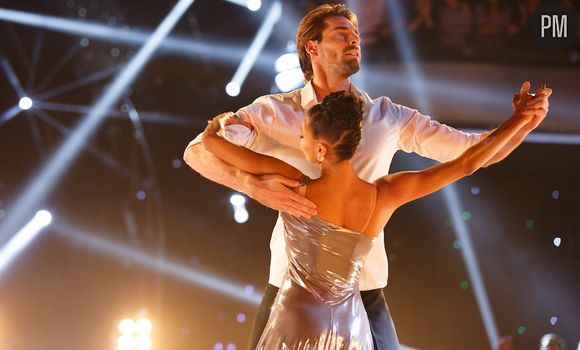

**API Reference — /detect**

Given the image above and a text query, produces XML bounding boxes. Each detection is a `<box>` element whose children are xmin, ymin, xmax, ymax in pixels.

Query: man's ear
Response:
<box><xmin>305</xmin><ymin>40</ymin><xmax>318</xmax><ymax>56</ymax></box>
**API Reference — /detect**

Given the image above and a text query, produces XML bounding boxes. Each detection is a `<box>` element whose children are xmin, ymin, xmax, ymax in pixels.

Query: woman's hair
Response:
<box><xmin>296</xmin><ymin>4</ymin><xmax>358</xmax><ymax>83</ymax></box>
<box><xmin>307</xmin><ymin>90</ymin><xmax>364</xmax><ymax>162</ymax></box>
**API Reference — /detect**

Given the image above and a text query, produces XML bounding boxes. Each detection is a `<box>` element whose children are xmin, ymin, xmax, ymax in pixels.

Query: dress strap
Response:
<box><xmin>298</xmin><ymin>174</ymin><xmax>310</xmax><ymax>196</ymax></box>
<box><xmin>360</xmin><ymin>186</ymin><xmax>377</xmax><ymax>233</ymax></box>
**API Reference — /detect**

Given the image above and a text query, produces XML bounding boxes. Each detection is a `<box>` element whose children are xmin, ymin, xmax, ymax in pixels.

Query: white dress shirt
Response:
<box><xmin>190</xmin><ymin>81</ymin><xmax>480</xmax><ymax>290</ymax></box>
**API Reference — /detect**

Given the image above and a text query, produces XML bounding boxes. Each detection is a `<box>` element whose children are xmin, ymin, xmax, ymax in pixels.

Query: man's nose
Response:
<box><xmin>349</xmin><ymin>34</ymin><xmax>360</xmax><ymax>46</ymax></box>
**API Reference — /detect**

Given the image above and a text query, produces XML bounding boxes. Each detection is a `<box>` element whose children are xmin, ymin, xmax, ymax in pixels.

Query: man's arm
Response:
<box><xmin>377</xmin><ymin>110</ymin><xmax>536</xmax><ymax>211</ymax></box>
<box><xmin>481</xmin><ymin>82</ymin><xmax>552</xmax><ymax>167</ymax></box>
<box><xmin>201</xmin><ymin>116</ymin><xmax>302</xmax><ymax>180</ymax></box>
<box><xmin>183</xmin><ymin>110</ymin><xmax>317</xmax><ymax>218</ymax></box>
<box><xmin>397</xmin><ymin>81</ymin><xmax>551</xmax><ymax>166</ymax></box>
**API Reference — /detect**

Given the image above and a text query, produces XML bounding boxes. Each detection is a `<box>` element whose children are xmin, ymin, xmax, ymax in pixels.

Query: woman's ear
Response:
<box><xmin>318</xmin><ymin>143</ymin><xmax>328</xmax><ymax>157</ymax></box>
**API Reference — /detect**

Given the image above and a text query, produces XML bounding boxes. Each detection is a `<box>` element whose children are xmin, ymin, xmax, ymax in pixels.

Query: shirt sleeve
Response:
<box><xmin>222</xmin><ymin>95</ymin><xmax>277</xmax><ymax>152</ymax></box>
<box><xmin>185</xmin><ymin>95</ymin><xmax>277</xmax><ymax>151</ymax></box>
<box><xmin>394</xmin><ymin>101</ymin><xmax>482</xmax><ymax>162</ymax></box>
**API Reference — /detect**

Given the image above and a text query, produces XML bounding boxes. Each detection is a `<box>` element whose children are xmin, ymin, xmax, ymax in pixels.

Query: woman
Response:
<box><xmin>202</xmin><ymin>90</ymin><xmax>543</xmax><ymax>349</ymax></box>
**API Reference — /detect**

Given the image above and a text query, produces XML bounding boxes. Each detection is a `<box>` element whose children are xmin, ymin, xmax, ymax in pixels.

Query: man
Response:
<box><xmin>184</xmin><ymin>4</ymin><xmax>551</xmax><ymax>349</ymax></box>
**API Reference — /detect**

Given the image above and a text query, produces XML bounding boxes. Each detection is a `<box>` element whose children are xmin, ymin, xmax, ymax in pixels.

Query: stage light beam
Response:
<box><xmin>0</xmin><ymin>0</ymin><xmax>195</xmax><ymax>244</ymax></box>
<box><xmin>0</xmin><ymin>210</ymin><xmax>52</xmax><ymax>277</ymax></box>
<box><xmin>226</xmin><ymin>1</ymin><xmax>281</xmax><ymax>96</ymax></box>
<box><xmin>0</xmin><ymin>7</ymin><xmax>271</xmax><ymax>67</ymax></box>
<box><xmin>442</xmin><ymin>185</ymin><xmax>499</xmax><ymax>347</ymax></box>
<box><xmin>55</xmin><ymin>225</ymin><xmax>262</xmax><ymax>305</ymax></box>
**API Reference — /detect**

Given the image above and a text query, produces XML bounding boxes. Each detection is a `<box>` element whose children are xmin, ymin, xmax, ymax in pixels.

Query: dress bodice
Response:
<box><xmin>281</xmin><ymin>212</ymin><xmax>376</xmax><ymax>305</ymax></box>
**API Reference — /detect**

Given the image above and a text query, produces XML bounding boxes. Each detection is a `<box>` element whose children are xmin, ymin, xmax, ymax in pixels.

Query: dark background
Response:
<box><xmin>0</xmin><ymin>0</ymin><xmax>579</xmax><ymax>349</ymax></box>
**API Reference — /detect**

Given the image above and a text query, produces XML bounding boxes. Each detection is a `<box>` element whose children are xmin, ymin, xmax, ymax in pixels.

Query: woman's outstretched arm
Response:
<box><xmin>376</xmin><ymin>109</ymin><xmax>540</xmax><ymax>212</ymax></box>
<box><xmin>201</xmin><ymin>114</ymin><xmax>303</xmax><ymax>181</ymax></box>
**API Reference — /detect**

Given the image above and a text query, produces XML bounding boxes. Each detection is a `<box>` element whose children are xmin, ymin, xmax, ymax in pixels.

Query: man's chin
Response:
<box><xmin>340</xmin><ymin>61</ymin><xmax>360</xmax><ymax>77</ymax></box>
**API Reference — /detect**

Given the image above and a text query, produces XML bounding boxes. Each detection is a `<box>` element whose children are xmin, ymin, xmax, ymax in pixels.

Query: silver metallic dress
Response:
<box><xmin>255</xmin><ymin>212</ymin><xmax>377</xmax><ymax>349</ymax></box>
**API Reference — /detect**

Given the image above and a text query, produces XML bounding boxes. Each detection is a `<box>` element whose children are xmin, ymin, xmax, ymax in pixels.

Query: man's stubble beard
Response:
<box><xmin>337</xmin><ymin>58</ymin><xmax>360</xmax><ymax>78</ymax></box>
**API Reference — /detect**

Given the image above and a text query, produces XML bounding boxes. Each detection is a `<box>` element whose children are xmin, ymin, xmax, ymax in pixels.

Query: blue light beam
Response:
<box><xmin>0</xmin><ymin>106</ymin><xmax>22</xmax><ymax>125</ymax></box>
<box><xmin>382</xmin><ymin>2</ymin><xmax>499</xmax><ymax>345</ymax></box>
<box><xmin>442</xmin><ymin>185</ymin><xmax>499</xmax><ymax>348</ymax></box>
<box><xmin>226</xmin><ymin>1</ymin><xmax>282</xmax><ymax>96</ymax></box>
<box><xmin>0</xmin><ymin>0</ymin><xmax>195</xmax><ymax>244</ymax></box>
<box><xmin>33</xmin><ymin>101</ymin><xmax>196</xmax><ymax>127</ymax></box>
<box><xmin>32</xmin><ymin>109</ymin><xmax>132</xmax><ymax>178</ymax></box>
<box><xmin>37</xmin><ymin>64</ymin><xmax>121</xmax><ymax>101</ymax></box>
<box><xmin>462</xmin><ymin>129</ymin><xmax>580</xmax><ymax>145</ymax></box>
<box><xmin>55</xmin><ymin>224</ymin><xmax>262</xmax><ymax>305</ymax></box>
<box><xmin>385</xmin><ymin>0</ymin><xmax>430</xmax><ymax>111</ymax></box>
<box><xmin>0</xmin><ymin>210</ymin><xmax>52</xmax><ymax>278</ymax></box>
<box><xmin>0</xmin><ymin>58</ymin><xmax>26</xmax><ymax>98</ymax></box>
<box><xmin>0</xmin><ymin>7</ymin><xmax>272</xmax><ymax>67</ymax></box>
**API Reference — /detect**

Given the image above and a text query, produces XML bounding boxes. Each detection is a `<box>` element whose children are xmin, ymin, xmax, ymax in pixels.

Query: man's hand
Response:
<box><xmin>513</xmin><ymin>81</ymin><xmax>552</xmax><ymax>122</ymax></box>
<box><xmin>244</xmin><ymin>174</ymin><xmax>317</xmax><ymax>218</ymax></box>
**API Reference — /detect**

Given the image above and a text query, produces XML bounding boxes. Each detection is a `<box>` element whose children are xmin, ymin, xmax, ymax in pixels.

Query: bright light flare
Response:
<box><xmin>275</xmin><ymin>68</ymin><xmax>303</xmax><ymax>92</ymax></box>
<box><xmin>223</xmin><ymin>0</ymin><xmax>261</xmax><ymax>11</ymax></box>
<box><xmin>229</xmin><ymin>194</ymin><xmax>246</xmax><ymax>206</ymax></box>
<box><xmin>247</xmin><ymin>0</ymin><xmax>261</xmax><ymax>11</ymax></box>
<box><xmin>234</xmin><ymin>208</ymin><xmax>249</xmax><ymax>224</ymax></box>
<box><xmin>225</xmin><ymin>82</ymin><xmax>240</xmax><ymax>97</ymax></box>
<box><xmin>229</xmin><ymin>193</ymin><xmax>249</xmax><ymax>223</ymax></box>
<box><xmin>18</xmin><ymin>97</ymin><xmax>33</xmax><ymax>110</ymax></box>
<box><xmin>117</xmin><ymin>318</ymin><xmax>152</xmax><ymax>350</ymax></box>
<box><xmin>275</xmin><ymin>52</ymin><xmax>299</xmax><ymax>72</ymax></box>
<box><xmin>135</xmin><ymin>319</ymin><xmax>153</xmax><ymax>335</ymax></box>
<box><xmin>119</xmin><ymin>319</ymin><xmax>136</xmax><ymax>335</ymax></box>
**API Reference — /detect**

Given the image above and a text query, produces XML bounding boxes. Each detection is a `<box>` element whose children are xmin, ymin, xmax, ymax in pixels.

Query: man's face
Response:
<box><xmin>310</xmin><ymin>16</ymin><xmax>361</xmax><ymax>78</ymax></box>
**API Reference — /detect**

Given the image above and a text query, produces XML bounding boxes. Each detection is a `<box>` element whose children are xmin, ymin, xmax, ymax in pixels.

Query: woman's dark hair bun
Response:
<box><xmin>308</xmin><ymin>90</ymin><xmax>364</xmax><ymax>161</ymax></box>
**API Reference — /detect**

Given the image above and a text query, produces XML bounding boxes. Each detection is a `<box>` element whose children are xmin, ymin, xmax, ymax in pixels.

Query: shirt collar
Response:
<box><xmin>300</xmin><ymin>80</ymin><xmax>364</xmax><ymax>110</ymax></box>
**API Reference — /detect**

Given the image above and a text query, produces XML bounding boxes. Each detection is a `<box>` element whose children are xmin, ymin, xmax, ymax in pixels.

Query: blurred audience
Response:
<box><xmin>301</xmin><ymin>0</ymin><xmax>580</xmax><ymax>66</ymax></box>
<box><xmin>438</xmin><ymin>0</ymin><xmax>473</xmax><ymax>57</ymax></box>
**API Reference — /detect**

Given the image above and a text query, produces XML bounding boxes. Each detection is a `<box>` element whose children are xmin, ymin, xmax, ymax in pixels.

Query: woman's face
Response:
<box><xmin>299</xmin><ymin>118</ymin><xmax>322</xmax><ymax>163</ymax></box>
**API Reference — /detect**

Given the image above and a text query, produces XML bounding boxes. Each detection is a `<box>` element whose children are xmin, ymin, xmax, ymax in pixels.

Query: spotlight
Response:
<box><xmin>275</xmin><ymin>52</ymin><xmax>299</xmax><ymax>73</ymax></box>
<box><xmin>135</xmin><ymin>319</ymin><xmax>153</xmax><ymax>335</ymax></box>
<box><xmin>118</xmin><ymin>319</ymin><xmax>135</xmax><ymax>334</ymax></box>
<box><xmin>234</xmin><ymin>208</ymin><xmax>249</xmax><ymax>224</ymax></box>
<box><xmin>226</xmin><ymin>82</ymin><xmax>240</xmax><ymax>97</ymax></box>
<box><xmin>117</xmin><ymin>318</ymin><xmax>152</xmax><ymax>350</ymax></box>
<box><xmin>229</xmin><ymin>192</ymin><xmax>249</xmax><ymax>223</ymax></box>
<box><xmin>274</xmin><ymin>50</ymin><xmax>303</xmax><ymax>92</ymax></box>
<box><xmin>275</xmin><ymin>68</ymin><xmax>303</xmax><ymax>92</ymax></box>
<box><xmin>18</xmin><ymin>97</ymin><xmax>33</xmax><ymax>110</ymax></box>
<box><xmin>35</xmin><ymin>210</ymin><xmax>53</xmax><ymax>227</ymax></box>
<box><xmin>229</xmin><ymin>194</ymin><xmax>246</xmax><ymax>206</ymax></box>
<box><xmin>247</xmin><ymin>0</ymin><xmax>261</xmax><ymax>11</ymax></box>
<box><xmin>223</xmin><ymin>0</ymin><xmax>261</xmax><ymax>12</ymax></box>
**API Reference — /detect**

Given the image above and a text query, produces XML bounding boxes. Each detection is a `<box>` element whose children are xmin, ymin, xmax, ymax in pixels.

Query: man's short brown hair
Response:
<box><xmin>296</xmin><ymin>4</ymin><xmax>358</xmax><ymax>83</ymax></box>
